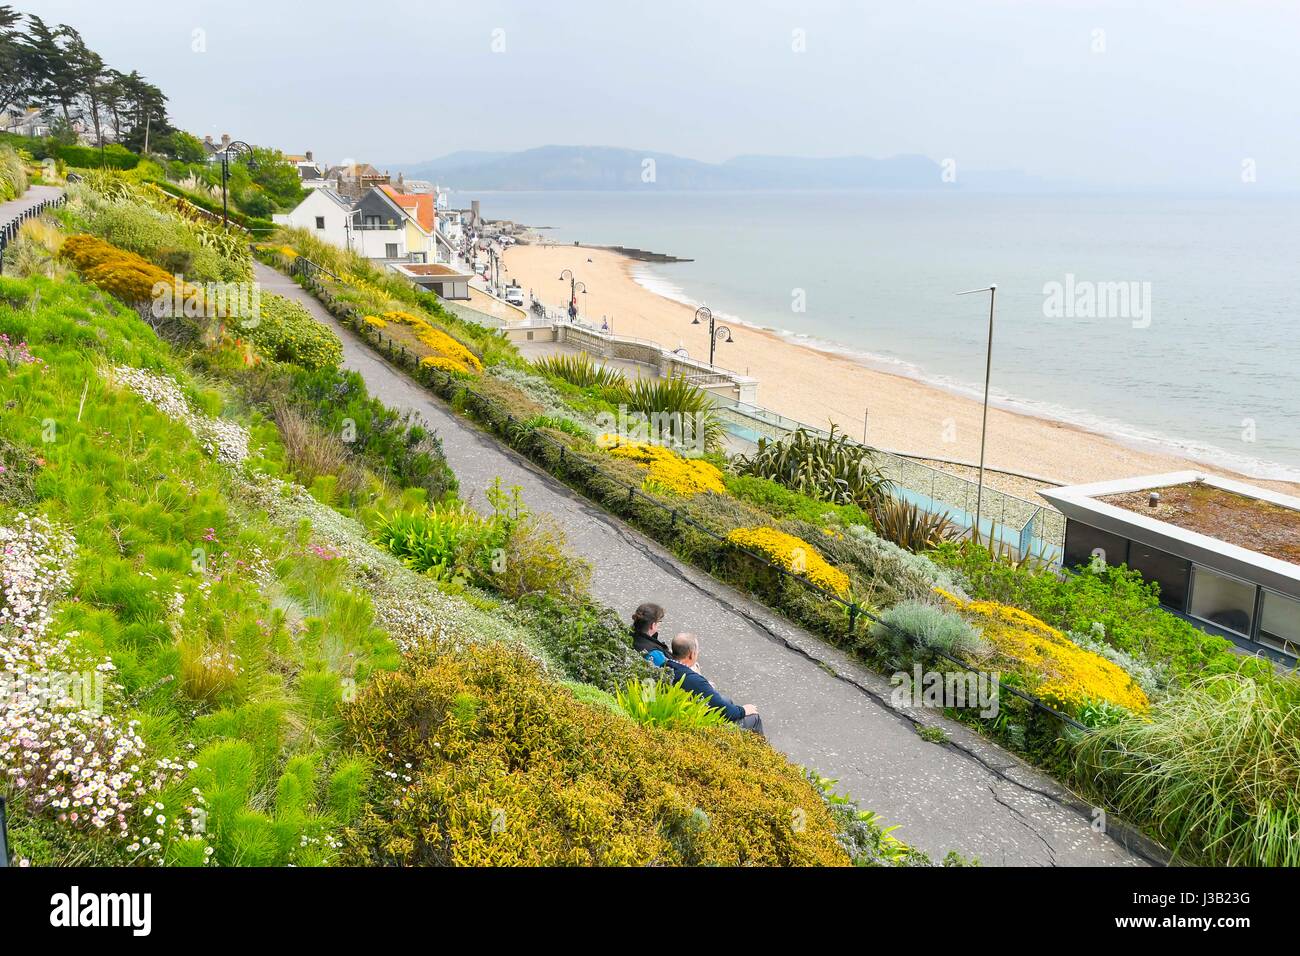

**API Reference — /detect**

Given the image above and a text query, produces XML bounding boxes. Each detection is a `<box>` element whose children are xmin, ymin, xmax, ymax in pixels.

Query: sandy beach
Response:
<box><xmin>502</xmin><ymin>243</ymin><xmax>1299</xmax><ymax>500</ymax></box>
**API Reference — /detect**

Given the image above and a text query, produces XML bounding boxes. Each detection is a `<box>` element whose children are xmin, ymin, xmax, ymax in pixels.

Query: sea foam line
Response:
<box><xmin>627</xmin><ymin>264</ymin><xmax>1300</xmax><ymax>484</ymax></box>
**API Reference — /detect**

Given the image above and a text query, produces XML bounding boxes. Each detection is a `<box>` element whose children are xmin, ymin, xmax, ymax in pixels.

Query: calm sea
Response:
<box><xmin>457</xmin><ymin>189</ymin><xmax>1300</xmax><ymax>481</ymax></box>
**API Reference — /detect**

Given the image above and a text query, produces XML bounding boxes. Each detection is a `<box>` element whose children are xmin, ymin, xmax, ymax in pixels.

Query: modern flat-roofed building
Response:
<box><xmin>1040</xmin><ymin>471</ymin><xmax>1300</xmax><ymax>660</ymax></box>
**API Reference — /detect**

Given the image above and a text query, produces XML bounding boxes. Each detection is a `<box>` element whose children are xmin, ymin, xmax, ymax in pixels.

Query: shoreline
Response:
<box><xmin>501</xmin><ymin>242</ymin><xmax>1300</xmax><ymax>499</ymax></box>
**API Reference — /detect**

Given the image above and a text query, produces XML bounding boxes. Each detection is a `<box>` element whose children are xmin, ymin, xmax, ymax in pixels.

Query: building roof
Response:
<box><xmin>1040</xmin><ymin>471</ymin><xmax>1300</xmax><ymax>596</ymax></box>
<box><xmin>378</xmin><ymin>184</ymin><xmax>435</xmax><ymax>233</ymax></box>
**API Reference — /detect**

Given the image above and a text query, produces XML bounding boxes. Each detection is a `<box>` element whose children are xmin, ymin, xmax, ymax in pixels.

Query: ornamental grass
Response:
<box><xmin>725</xmin><ymin>526</ymin><xmax>851</xmax><ymax>598</ymax></box>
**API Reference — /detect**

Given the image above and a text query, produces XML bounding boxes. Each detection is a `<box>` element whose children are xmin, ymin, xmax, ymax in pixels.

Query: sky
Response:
<box><xmin>16</xmin><ymin>0</ymin><xmax>1300</xmax><ymax>189</ymax></box>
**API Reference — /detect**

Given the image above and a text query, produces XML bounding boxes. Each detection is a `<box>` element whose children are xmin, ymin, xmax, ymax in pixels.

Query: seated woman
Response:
<box><xmin>631</xmin><ymin>602</ymin><xmax>671</xmax><ymax>667</ymax></box>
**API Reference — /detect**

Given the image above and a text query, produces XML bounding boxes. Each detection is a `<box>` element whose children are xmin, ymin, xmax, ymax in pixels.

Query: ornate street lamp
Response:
<box><xmin>559</xmin><ymin>269</ymin><xmax>587</xmax><ymax>321</ymax></box>
<box><xmin>691</xmin><ymin>305</ymin><xmax>732</xmax><ymax>367</ymax></box>
<box><xmin>219</xmin><ymin>140</ymin><xmax>257</xmax><ymax>228</ymax></box>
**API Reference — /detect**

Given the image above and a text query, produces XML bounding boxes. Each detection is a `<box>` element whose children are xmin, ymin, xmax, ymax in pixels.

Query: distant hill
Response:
<box><xmin>390</xmin><ymin>145</ymin><xmax>997</xmax><ymax>191</ymax></box>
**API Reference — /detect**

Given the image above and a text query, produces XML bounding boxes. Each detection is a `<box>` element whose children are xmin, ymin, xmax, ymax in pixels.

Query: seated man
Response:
<box><xmin>664</xmin><ymin>633</ymin><xmax>764</xmax><ymax>736</ymax></box>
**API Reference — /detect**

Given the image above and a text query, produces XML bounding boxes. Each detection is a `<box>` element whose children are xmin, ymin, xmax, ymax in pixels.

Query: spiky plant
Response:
<box><xmin>869</xmin><ymin>496</ymin><xmax>959</xmax><ymax>553</ymax></box>
<box><xmin>612</xmin><ymin>374</ymin><xmax>725</xmax><ymax>453</ymax></box>
<box><xmin>531</xmin><ymin>352</ymin><xmax>628</xmax><ymax>391</ymax></box>
<box><xmin>731</xmin><ymin>425</ymin><xmax>891</xmax><ymax>509</ymax></box>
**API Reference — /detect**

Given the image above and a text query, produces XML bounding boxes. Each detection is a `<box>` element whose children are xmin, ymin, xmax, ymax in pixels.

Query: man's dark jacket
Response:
<box><xmin>663</xmin><ymin>659</ymin><xmax>744</xmax><ymax>723</ymax></box>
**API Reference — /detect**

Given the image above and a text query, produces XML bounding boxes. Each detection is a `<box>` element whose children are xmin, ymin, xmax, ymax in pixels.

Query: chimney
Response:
<box><xmin>221</xmin><ymin>133</ymin><xmax>231</xmax><ymax>149</ymax></box>
<box><xmin>204</xmin><ymin>135</ymin><xmax>213</xmax><ymax>145</ymax></box>
<box><xmin>305</xmin><ymin>150</ymin><xmax>313</xmax><ymax>162</ymax></box>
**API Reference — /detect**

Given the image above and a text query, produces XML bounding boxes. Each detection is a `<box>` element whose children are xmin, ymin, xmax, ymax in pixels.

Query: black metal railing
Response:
<box><xmin>0</xmin><ymin>193</ymin><xmax>66</xmax><ymax>275</ymax></box>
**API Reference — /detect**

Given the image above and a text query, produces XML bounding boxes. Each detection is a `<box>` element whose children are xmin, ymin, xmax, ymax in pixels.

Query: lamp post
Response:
<box><xmin>956</xmin><ymin>284</ymin><xmax>997</xmax><ymax>545</ymax></box>
<box><xmin>691</xmin><ymin>305</ymin><xmax>732</xmax><ymax>367</ymax></box>
<box><xmin>558</xmin><ymin>269</ymin><xmax>586</xmax><ymax>322</ymax></box>
<box><xmin>219</xmin><ymin>140</ymin><xmax>256</xmax><ymax>228</ymax></box>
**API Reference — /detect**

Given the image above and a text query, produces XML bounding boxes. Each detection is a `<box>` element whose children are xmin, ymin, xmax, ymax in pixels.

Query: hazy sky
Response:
<box><xmin>17</xmin><ymin>0</ymin><xmax>1300</xmax><ymax>189</ymax></box>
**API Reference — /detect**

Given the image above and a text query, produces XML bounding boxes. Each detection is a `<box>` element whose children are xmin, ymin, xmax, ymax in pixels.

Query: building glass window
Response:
<box><xmin>1063</xmin><ymin>521</ymin><xmax>1129</xmax><ymax>570</ymax></box>
<box><xmin>385</xmin><ymin>243</ymin><xmax>399</xmax><ymax>259</ymax></box>
<box><xmin>1128</xmin><ymin>542</ymin><xmax>1191</xmax><ymax>611</ymax></box>
<box><xmin>1188</xmin><ymin>566</ymin><xmax>1256</xmax><ymax>636</ymax></box>
<box><xmin>315</xmin><ymin>216</ymin><xmax>325</xmax><ymax>229</ymax></box>
<box><xmin>1259</xmin><ymin>591</ymin><xmax>1300</xmax><ymax>654</ymax></box>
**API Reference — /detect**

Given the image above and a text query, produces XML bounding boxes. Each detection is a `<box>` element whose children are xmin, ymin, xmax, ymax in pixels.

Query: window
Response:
<box><xmin>385</xmin><ymin>243</ymin><xmax>399</xmax><ymax>259</ymax></box>
<box><xmin>1128</xmin><ymin>542</ymin><xmax>1191</xmax><ymax>611</ymax></box>
<box><xmin>1063</xmin><ymin>521</ymin><xmax>1129</xmax><ymax>570</ymax></box>
<box><xmin>1188</xmin><ymin>566</ymin><xmax>1256</xmax><ymax>636</ymax></box>
<box><xmin>1259</xmin><ymin>591</ymin><xmax>1300</xmax><ymax>654</ymax></box>
<box><xmin>314</xmin><ymin>216</ymin><xmax>325</xmax><ymax>229</ymax></box>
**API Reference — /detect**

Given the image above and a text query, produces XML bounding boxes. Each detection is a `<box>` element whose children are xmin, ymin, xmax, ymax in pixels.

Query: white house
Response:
<box><xmin>272</xmin><ymin>188</ymin><xmax>356</xmax><ymax>249</ymax></box>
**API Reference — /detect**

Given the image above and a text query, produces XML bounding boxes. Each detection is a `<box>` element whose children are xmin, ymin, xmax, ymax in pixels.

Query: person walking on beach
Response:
<box><xmin>631</xmin><ymin>602</ymin><xmax>671</xmax><ymax>666</ymax></box>
<box><xmin>664</xmin><ymin>633</ymin><xmax>765</xmax><ymax>736</ymax></box>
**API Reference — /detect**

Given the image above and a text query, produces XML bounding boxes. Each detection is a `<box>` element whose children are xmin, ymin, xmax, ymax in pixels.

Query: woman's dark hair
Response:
<box><xmin>632</xmin><ymin>602</ymin><xmax>665</xmax><ymax>634</ymax></box>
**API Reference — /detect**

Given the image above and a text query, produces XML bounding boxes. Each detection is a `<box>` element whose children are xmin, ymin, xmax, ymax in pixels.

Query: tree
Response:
<box><xmin>61</xmin><ymin>25</ymin><xmax>107</xmax><ymax>145</ymax></box>
<box><xmin>22</xmin><ymin>15</ymin><xmax>77</xmax><ymax>125</ymax></box>
<box><xmin>168</xmin><ymin>129</ymin><xmax>207</xmax><ymax>164</ymax></box>
<box><xmin>0</xmin><ymin>5</ymin><xmax>31</xmax><ymax>118</ymax></box>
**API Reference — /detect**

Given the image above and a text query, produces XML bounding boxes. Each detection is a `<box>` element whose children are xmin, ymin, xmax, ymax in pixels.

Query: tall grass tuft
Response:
<box><xmin>1074</xmin><ymin>673</ymin><xmax>1300</xmax><ymax>866</ymax></box>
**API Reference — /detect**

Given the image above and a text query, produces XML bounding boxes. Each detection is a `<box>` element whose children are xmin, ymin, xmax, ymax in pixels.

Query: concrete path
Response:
<box><xmin>256</xmin><ymin>262</ymin><xmax>1154</xmax><ymax>866</ymax></box>
<box><xmin>0</xmin><ymin>184</ymin><xmax>62</xmax><ymax>227</ymax></box>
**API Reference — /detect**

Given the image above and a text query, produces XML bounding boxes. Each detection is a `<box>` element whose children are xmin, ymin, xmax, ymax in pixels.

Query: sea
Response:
<box><xmin>454</xmin><ymin>189</ymin><xmax>1300</xmax><ymax>482</ymax></box>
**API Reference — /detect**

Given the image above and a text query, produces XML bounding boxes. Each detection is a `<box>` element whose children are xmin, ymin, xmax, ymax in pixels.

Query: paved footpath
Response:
<box><xmin>256</xmin><ymin>262</ymin><xmax>1155</xmax><ymax>866</ymax></box>
<box><xmin>0</xmin><ymin>184</ymin><xmax>63</xmax><ymax>226</ymax></box>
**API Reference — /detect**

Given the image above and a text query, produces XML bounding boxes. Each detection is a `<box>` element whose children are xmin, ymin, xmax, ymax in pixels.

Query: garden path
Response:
<box><xmin>255</xmin><ymin>261</ymin><xmax>1155</xmax><ymax>867</ymax></box>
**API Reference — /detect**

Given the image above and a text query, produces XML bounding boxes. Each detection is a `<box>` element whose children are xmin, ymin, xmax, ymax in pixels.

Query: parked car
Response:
<box><xmin>503</xmin><ymin>286</ymin><xmax>525</xmax><ymax>307</ymax></box>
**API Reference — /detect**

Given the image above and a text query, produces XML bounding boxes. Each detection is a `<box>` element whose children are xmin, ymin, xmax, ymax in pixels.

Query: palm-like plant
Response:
<box><xmin>613</xmin><ymin>374</ymin><xmax>724</xmax><ymax>453</ymax></box>
<box><xmin>731</xmin><ymin>426</ymin><xmax>891</xmax><ymax>509</ymax></box>
<box><xmin>869</xmin><ymin>495</ymin><xmax>959</xmax><ymax>553</ymax></box>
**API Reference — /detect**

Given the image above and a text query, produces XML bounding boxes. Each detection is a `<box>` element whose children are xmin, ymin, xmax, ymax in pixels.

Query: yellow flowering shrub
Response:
<box><xmin>59</xmin><ymin>233</ymin><xmax>201</xmax><ymax>307</ymax></box>
<box><xmin>726</xmin><ymin>526</ymin><xmax>851</xmax><ymax>598</ymax></box>
<box><xmin>344</xmin><ymin>643</ymin><xmax>850</xmax><ymax>865</ymax></box>
<box><xmin>599</xmin><ymin>435</ymin><xmax>726</xmax><ymax>497</ymax></box>
<box><xmin>420</xmin><ymin>355</ymin><xmax>473</xmax><ymax>376</ymax></box>
<box><xmin>383</xmin><ymin>310</ymin><xmax>482</xmax><ymax>373</ymax></box>
<box><xmin>934</xmin><ymin>589</ymin><xmax>1149</xmax><ymax>714</ymax></box>
<box><xmin>362</xmin><ymin>315</ymin><xmax>387</xmax><ymax>330</ymax></box>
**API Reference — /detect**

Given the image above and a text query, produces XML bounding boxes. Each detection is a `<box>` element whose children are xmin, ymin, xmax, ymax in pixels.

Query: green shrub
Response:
<box><xmin>244</xmin><ymin>292</ymin><xmax>343</xmax><ymax>370</ymax></box>
<box><xmin>725</xmin><ymin>474</ymin><xmax>871</xmax><ymax>527</ymax></box>
<box><xmin>487</xmin><ymin>512</ymin><xmax>593</xmax><ymax>604</ymax></box>
<box><xmin>517</xmin><ymin>596</ymin><xmax>652</xmax><ymax>692</ymax></box>
<box><xmin>342</xmin><ymin>643</ymin><xmax>850</xmax><ymax>865</ymax></box>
